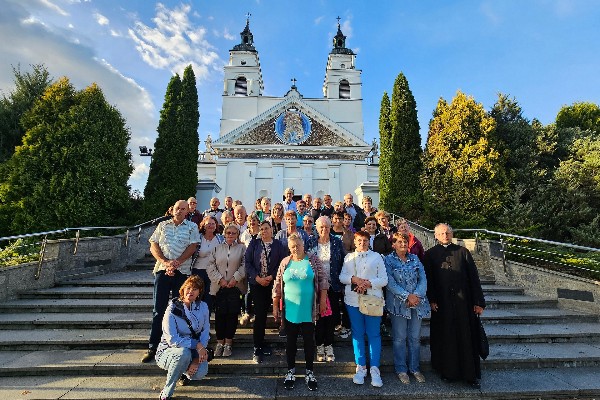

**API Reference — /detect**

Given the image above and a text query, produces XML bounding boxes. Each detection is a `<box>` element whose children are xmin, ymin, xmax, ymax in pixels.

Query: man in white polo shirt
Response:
<box><xmin>141</xmin><ymin>199</ymin><xmax>201</xmax><ymax>363</ymax></box>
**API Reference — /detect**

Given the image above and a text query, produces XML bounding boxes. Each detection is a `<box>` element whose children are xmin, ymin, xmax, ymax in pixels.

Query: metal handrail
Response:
<box><xmin>388</xmin><ymin>213</ymin><xmax>600</xmax><ymax>279</ymax></box>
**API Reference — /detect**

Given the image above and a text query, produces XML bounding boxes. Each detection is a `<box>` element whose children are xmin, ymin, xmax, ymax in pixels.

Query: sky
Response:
<box><xmin>1</xmin><ymin>0</ymin><xmax>599</xmax><ymax>194</ymax></box>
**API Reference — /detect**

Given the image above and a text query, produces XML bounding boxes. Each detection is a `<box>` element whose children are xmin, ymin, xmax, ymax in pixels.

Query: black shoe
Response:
<box><xmin>305</xmin><ymin>370</ymin><xmax>318</xmax><ymax>391</ymax></box>
<box><xmin>284</xmin><ymin>370</ymin><xmax>295</xmax><ymax>390</ymax></box>
<box><xmin>278</xmin><ymin>328</ymin><xmax>287</xmax><ymax>338</ymax></box>
<box><xmin>178</xmin><ymin>374</ymin><xmax>191</xmax><ymax>386</ymax></box>
<box><xmin>141</xmin><ymin>349</ymin><xmax>156</xmax><ymax>363</ymax></box>
<box><xmin>469</xmin><ymin>379</ymin><xmax>481</xmax><ymax>389</ymax></box>
<box><xmin>253</xmin><ymin>347</ymin><xmax>263</xmax><ymax>364</ymax></box>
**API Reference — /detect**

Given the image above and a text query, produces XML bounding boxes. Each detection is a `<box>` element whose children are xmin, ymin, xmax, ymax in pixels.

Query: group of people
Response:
<box><xmin>145</xmin><ymin>189</ymin><xmax>485</xmax><ymax>400</ymax></box>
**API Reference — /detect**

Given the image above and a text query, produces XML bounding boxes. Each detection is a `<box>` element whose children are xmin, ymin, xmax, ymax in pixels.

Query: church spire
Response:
<box><xmin>331</xmin><ymin>16</ymin><xmax>354</xmax><ymax>55</ymax></box>
<box><xmin>232</xmin><ymin>13</ymin><xmax>256</xmax><ymax>52</ymax></box>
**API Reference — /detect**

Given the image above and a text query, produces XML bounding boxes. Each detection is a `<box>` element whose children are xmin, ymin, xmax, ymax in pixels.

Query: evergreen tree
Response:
<box><xmin>421</xmin><ymin>91</ymin><xmax>506</xmax><ymax>227</ymax></box>
<box><xmin>0</xmin><ymin>78</ymin><xmax>132</xmax><ymax>234</ymax></box>
<box><xmin>178</xmin><ymin>65</ymin><xmax>200</xmax><ymax>202</ymax></box>
<box><xmin>386</xmin><ymin>73</ymin><xmax>422</xmax><ymax>218</ymax></box>
<box><xmin>0</xmin><ymin>64</ymin><xmax>53</xmax><ymax>163</ymax></box>
<box><xmin>378</xmin><ymin>92</ymin><xmax>392</xmax><ymax>210</ymax></box>
<box><xmin>556</xmin><ymin>102</ymin><xmax>600</xmax><ymax>137</ymax></box>
<box><xmin>143</xmin><ymin>74</ymin><xmax>183</xmax><ymax>217</ymax></box>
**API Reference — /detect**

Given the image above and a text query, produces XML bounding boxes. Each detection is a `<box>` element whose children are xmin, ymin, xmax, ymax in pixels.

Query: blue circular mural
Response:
<box><xmin>275</xmin><ymin>110</ymin><xmax>312</xmax><ymax>145</ymax></box>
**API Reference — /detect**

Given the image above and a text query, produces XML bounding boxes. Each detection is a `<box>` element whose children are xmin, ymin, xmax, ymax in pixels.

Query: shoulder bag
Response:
<box><xmin>354</xmin><ymin>255</ymin><xmax>385</xmax><ymax>317</ymax></box>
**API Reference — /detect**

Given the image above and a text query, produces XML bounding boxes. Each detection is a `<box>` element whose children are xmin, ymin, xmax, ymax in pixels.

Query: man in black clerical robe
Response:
<box><xmin>423</xmin><ymin>223</ymin><xmax>486</xmax><ymax>388</ymax></box>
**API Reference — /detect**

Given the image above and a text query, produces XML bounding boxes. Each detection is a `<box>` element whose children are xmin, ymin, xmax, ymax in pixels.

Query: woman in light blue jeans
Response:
<box><xmin>155</xmin><ymin>275</ymin><xmax>210</xmax><ymax>400</ymax></box>
<box><xmin>384</xmin><ymin>232</ymin><xmax>430</xmax><ymax>384</ymax></box>
<box><xmin>339</xmin><ymin>231</ymin><xmax>388</xmax><ymax>388</ymax></box>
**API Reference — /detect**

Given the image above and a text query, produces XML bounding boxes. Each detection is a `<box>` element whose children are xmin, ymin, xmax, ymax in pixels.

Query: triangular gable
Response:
<box><xmin>214</xmin><ymin>91</ymin><xmax>369</xmax><ymax>148</ymax></box>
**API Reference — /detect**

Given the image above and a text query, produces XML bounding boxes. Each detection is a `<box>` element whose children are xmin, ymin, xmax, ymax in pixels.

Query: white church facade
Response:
<box><xmin>196</xmin><ymin>18</ymin><xmax>379</xmax><ymax>207</ymax></box>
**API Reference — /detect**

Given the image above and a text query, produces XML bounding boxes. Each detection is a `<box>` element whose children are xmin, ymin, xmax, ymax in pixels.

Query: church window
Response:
<box><xmin>235</xmin><ymin>77</ymin><xmax>248</xmax><ymax>96</ymax></box>
<box><xmin>339</xmin><ymin>79</ymin><xmax>350</xmax><ymax>99</ymax></box>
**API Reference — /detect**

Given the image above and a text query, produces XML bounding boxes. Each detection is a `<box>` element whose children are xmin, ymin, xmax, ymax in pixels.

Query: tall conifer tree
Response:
<box><xmin>178</xmin><ymin>65</ymin><xmax>200</xmax><ymax>201</ymax></box>
<box><xmin>387</xmin><ymin>73</ymin><xmax>422</xmax><ymax>218</ymax></box>
<box><xmin>378</xmin><ymin>92</ymin><xmax>392</xmax><ymax>210</ymax></box>
<box><xmin>143</xmin><ymin>74</ymin><xmax>183</xmax><ymax>217</ymax></box>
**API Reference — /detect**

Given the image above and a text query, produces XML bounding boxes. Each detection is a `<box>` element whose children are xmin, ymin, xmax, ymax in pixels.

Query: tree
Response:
<box><xmin>421</xmin><ymin>91</ymin><xmax>506</xmax><ymax>227</ymax></box>
<box><xmin>143</xmin><ymin>66</ymin><xmax>201</xmax><ymax>218</ymax></box>
<box><xmin>178</xmin><ymin>65</ymin><xmax>200</xmax><ymax>200</ymax></box>
<box><xmin>0</xmin><ymin>64</ymin><xmax>53</xmax><ymax>163</ymax></box>
<box><xmin>556</xmin><ymin>102</ymin><xmax>600</xmax><ymax>138</ymax></box>
<box><xmin>531</xmin><ymin>136</ymin><xmax>600</xmax><ymax>247</ymax></box>
<box><xmin>143</xmin><ymin>74</ymin><xmax>182</xmax><ymax>217</ymax></box>
<box><xmin>384</xmin><ymin>73</ymin><xmax>422</xmax><ymax>218</ymax></box>
<box><xmin>0</xmin><ymin>78</ymin><xmax>133</xmax><ymax>234</ymax></box>
<box><xmin>378</xmin><ymin>92</ymin><xmax>392</xmax><ymax>210</ymax></box>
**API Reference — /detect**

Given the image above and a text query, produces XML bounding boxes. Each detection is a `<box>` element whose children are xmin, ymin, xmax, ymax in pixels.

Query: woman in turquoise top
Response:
<box><xmin>273</xmin><ymin>233</ymin><xmax>328</xmax><ymax>392</ymax></box>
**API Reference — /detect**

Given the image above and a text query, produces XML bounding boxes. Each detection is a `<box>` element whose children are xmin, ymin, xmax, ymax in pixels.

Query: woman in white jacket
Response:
<box><xmin>339</xmin><ymin>230</ymin><xmax>388</xmax><ymax>388</ymax></box>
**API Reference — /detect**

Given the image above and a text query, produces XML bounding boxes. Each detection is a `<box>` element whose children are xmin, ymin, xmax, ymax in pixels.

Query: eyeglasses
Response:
<box><xmin>225</xmin><ymin>231</ymin><xmax>237</xmax><ymax>235</ymax></box>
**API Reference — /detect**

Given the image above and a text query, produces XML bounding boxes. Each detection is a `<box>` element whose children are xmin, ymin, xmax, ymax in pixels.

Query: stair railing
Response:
<box><xmin>389</xmin><ymin>214</ymin><xmax>600</xmax><ymax>281</ymax></box>
<box><xmin>0</xmin><ymin>216</ymin><xmax>167</xmax><ymax>276</ymax></box>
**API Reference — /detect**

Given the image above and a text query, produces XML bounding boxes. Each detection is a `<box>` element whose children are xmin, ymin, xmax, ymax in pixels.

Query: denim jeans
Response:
<box><xmin>346</xmin><ymin>305</ymin><xmax>382</xmax><ymax>367</ymax></box>
<box><xmin>390</xmin><ymin>308</ymin><xmax>423</xmax><ymax>374</ymax></box>
<box><xmin>149</xmin><ymin>271</ymin><xmax>188</xmax><ymax>348</ymax></box>
<box><xmin>156</xmin><ymin>346</ymin><xmax>208</xmax><ymax>398</ymax></box>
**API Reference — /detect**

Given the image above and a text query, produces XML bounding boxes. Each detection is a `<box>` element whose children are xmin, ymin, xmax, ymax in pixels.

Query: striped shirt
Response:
<box><xmin>150</xmin><ymin>219</ymin><xmax>201</xmax><ymax>275</ymax></box>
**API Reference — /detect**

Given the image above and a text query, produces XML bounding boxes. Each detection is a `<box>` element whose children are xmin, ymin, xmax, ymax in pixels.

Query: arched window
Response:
<box><xmin>235</xmin><ymin>77</ymin><xmax>247</xmax><ymax>96</ymax></box>
<box><xmin>339</xmin><ymin>79</ymin><xmax>350</xmax><ymax>99</ymax></box>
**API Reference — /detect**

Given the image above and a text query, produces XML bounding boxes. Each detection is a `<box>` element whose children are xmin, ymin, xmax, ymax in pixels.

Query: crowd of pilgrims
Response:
<box><xmin>149</xmin><ymin>189</ymin><xmax>486</xmax><ymax>399</ymax></box>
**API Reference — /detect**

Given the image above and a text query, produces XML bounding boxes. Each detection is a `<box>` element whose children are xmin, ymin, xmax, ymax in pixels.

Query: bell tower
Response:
<box><xmin>323</xmin><ymin>17</ymin><xmax>362</xmax><ymax>100</ymax></box>
<box><xmin>223</xmin><ymin>15</ymin><xmax>264</xmax><ymax>97</ymax></box>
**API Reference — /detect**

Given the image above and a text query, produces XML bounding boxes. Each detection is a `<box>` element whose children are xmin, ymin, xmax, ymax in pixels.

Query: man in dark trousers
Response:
<box><xmin>423</xmin><ymin>223</ymin><xmax>485</xmax><ymax>388</ymax></box>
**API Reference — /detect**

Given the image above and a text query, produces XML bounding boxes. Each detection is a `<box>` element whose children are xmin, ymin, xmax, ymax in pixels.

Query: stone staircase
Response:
<box><xmin>1</xmin><ymin>255</ymin><xmax>600</xmax><ymax>399</ymax></box>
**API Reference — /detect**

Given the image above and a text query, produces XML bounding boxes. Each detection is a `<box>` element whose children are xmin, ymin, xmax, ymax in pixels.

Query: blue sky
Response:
<box><xmin>1</xmin><ymin>0</ymin><xmax>599</xmax><ymax>193</ymax></box>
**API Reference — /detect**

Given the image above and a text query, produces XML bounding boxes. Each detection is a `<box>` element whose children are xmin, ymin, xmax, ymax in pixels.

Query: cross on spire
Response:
<box><xmin>246</xmin><ymin>12</ymin><xmax>251</xmax><ymax>20</ymax></box>
<box><xmin>336</xmin><ymin>16</ymin><xmax>341</xmax><ymax>26</ymax></box>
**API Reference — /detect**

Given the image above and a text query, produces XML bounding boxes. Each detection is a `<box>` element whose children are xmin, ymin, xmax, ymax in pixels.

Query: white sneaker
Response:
<box><xmin>316</xmin><ymin>345</ymin><xmax>325</xmax><ymax>362</ymax></box>
<box><xmin>353</xmin><ymin>365</ymin><xmax>367</xmax><ymax>385</ymax></box>
<box><xmin>339</xmin><ymin>328</ymin><xmax>351</xmax><ymax>339</ymax></box>
<box><xmin>325</xmin><ymin>345</ymin><xmax>335</xmax><ymax>362</ymax></box>
<box><xmin>370</xmin><ymin>366</ymin><xmax>383</xmax><ymax>387</ymax></box>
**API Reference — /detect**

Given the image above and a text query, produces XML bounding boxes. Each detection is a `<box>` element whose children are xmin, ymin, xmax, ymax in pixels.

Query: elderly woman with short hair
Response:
<box><xmin>339</xmin><ymin>231</ymin><xmax>388</xmax><ymax>388</ymax></box>
<box><xmin>155</xmin><ymin>275</ymin><xmax>210</xmax><ymax>399</ymax></box>
<box><xmin>206</xmin><ymin>223</ymin><xmax>246</xmax><ymax>357</ymax></box>
<box><xmin>273</xmin><ymin>233</ymin><xmax>329</xmax><ymax>391</ymax></box>
<box><xmin>191</xmin><ymin>216</ymin><xmax>224</xmax><ymax>311</ymax></box>
<box><xmin>307</xmin><ymin>216</ymin><xmax>346</xmax><ymax>363</ymax></box>
<box><xmin>384</xmin><ymin>232</ymin><xmax>429</xmax><ymax>385</ymax></box>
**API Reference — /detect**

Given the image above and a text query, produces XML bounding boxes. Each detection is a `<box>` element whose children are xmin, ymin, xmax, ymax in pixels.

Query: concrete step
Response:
<box><xmin>2</xmin><ymin>367</ymin><xmax>600</xmax><ymax>400</ymax></box>
<box><xmin>2</xmin><ymin>342</ymin><xmax>600</xmax><ymax>378</ymax></box>
<box><xmin>2</xmin><ymin>322</ymin><xmax>600</xmax><ymax>351</ymax></box>
<box><xmin>0</xmin><ymin>308</ymin><xmax>595</xmax><ymax>330</ymax></box>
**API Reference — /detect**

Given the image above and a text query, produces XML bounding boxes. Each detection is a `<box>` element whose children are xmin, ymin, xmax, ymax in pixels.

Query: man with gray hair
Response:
<box><xmin>423</xmin><ymin>223</ymin><xmax>486</xmax><ymax>388</ymax></box>
<box><xmin>141</xmin><ymin>199</ymin><xmax>201</xmax><ymax>363</ymax></box>
<box><xmin>283</xmin><ymin>188</ymin><xmax>297</xmax><ymax>212</ymax></box>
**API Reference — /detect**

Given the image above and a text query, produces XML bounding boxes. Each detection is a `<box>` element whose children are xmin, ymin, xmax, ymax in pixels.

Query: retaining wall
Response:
<box><xmin>0</xmin><ymin>227</ymin><xmax>153</xmax><ymax>301</ymax></box>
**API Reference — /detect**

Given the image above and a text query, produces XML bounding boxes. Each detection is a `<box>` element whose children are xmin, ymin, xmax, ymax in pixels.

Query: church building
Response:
<box><xmin>197</xmin><ymin>18</ymin><xmax>379</xmax><ymax>207</ymax></box>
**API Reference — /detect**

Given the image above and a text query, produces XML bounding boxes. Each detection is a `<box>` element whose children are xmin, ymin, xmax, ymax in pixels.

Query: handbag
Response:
<box><xmin>358</xmin><ymin>293</ymin><xmax>385</xmax><ymax>316</ymax></box>
<box><xmin>353</xmin><ymin>255</ymin><xmax>385</xmax><ymax>317</ymax></box>
<box><xmin>171</xmin><ymin>298</ymin><xmax>214</xmax><ymax>362</ymax></box>
<box><xmin>477</xmin><ymin>315</ymin><xmax>489</xmax><ymax>360</ymax></box>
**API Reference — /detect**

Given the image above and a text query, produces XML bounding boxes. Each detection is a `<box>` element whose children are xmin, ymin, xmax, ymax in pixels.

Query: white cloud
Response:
<box><xmin>39</xmin><ymin>0</ymin><xmax>69</xmax><ymax>16</ymax></box>
<box><xmin>93</xmin><ymin>12</ymin><xmax>109</xmax><ymax>26</ymax></box>
<box><xmin>110</xmin><ymin>29</ymin><xmax>121</xmax><ymax>37</ymax></box>
<box><xmin>480</xmin><ymin>2</ymin><xmax>501</xmax><ymax>26</ymax></box>
<box><xmin>68</xmin><ymin>23</ymin><xmax>74</xmax><ymax>29</ymax></box>
<box><xmin>0</xmin><ymin>1</ymin><xmax>157</xmax><ymax>193</ymax></box>
<box><xmin>128</xmin><ymin>3</ymin><xmax>222</xmax><ymax>79</ymax></box>
<box><xmin>223</xmin><ymin>27</ymin><xmax>234</xmax><ymax>40</ymax></box>
<box><xmin>131</xmin><ymin>162</ymin><xmax>150</xmax><ymax>179</ymax></box>
<box><xmin>341</xmin><ymin>19</ymin><xmax>353</xmax><ymax>39</ymax></box>
<box><xmin>314</xmin><ymin>16</ymin><xmax>324</xmax><ymax>25</ymax></box>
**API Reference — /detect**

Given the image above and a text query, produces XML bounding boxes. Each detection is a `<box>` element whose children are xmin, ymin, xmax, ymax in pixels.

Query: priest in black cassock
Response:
<box><xmin>423</xmin><ymin>223</ymin><xmax>485</xmax><ymax>389</ymax></box>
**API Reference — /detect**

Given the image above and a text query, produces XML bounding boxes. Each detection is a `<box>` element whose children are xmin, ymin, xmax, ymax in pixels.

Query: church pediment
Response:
<box><xmin>231</xmin><ymin>112</ymin><xmax>353</xmax><ymax>147</ymax></box>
